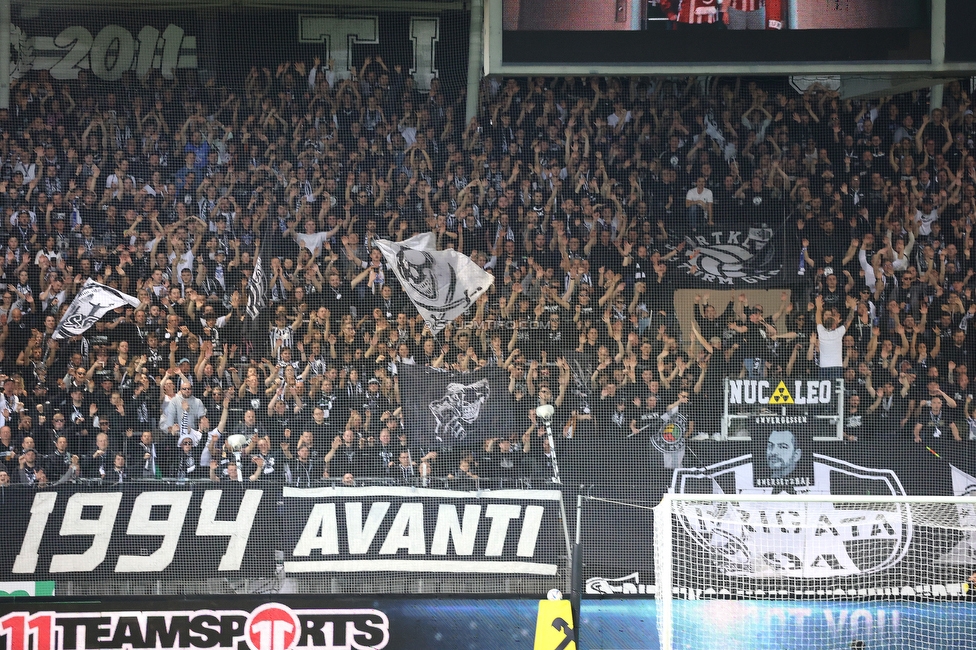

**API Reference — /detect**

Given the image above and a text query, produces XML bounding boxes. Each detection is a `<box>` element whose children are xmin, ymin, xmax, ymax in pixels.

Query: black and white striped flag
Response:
<box><xmin>245</xmin><ymin>256</ymin><xmax>268</xmax><ymax>320</ymax></box>
<box><xmin>53</xmin><ymin>279</ymin><xmax>141</xmax><ymax>340</ymax></box>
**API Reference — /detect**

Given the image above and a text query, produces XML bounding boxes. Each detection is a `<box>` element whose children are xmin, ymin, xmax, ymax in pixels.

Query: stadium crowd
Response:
<box><xmin>0</xmin><ymin>64</ymin><xmax>972</xmax><ymax>490</ymax></box>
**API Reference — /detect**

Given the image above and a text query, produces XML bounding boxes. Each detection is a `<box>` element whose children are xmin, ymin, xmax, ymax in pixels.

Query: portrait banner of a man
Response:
<box><xmin>752</xmin><ymin>419</ymin><xmax>815</xmax><ymax>491</ymax></box>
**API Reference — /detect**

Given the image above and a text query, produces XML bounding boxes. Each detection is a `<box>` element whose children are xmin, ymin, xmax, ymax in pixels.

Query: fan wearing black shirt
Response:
<box><xmin>814</xmin><ymin>268</ymin><xmax>852</xmax><ymax>312</ymax></box>
<box><xmin>712</xmin><ymin>175</ymin><xmax>739</xmax><ymax>225</ymax></box>
<box><xmin>865</xmin><ymin>378</ymin><xmax>909</xmax><ymax>438</ymax></box>
<box><xmin>728</xmin><ymin>305</ymin><xmax>777</xmax><ymax>379</ymax></box>
<box><xmin>321</xmin><ymin>271</ymin><xmax>353</xmax><ymax>318</ymax></box>
<box><xmin>285</xmin><ymin>442</ymin><xmax>319</xmax><ymax>487</ymax></box>
<box><xmin>532</xmin><ymin>310</ymin><xmax>570</xmax><ymax>357</ymax></box>
<box><xmin>734</xmin><ymin>175</ymin><xmax>773</xmax><ymax>225</ymax></box>
<box><xmin>481</xmin><ymin>437</ymin><xmax>523</xmax><ymax>483</ymax></box>
<box><xmin>586</xmin><ymin>229</ymin><xmax>624</xmax><ymax>275</ymax></box>
<box><xmin>913</xmin><ymin>396</ymin><xmax>960</xmax><ymax>455</ymax></box>
<box><xmin>643</xmin><ymin>261</ymin><xmax>676</xmax><ymax>321</ymax></box>
<box><xmin>81</xmin><ymin>431</ymin><xmax>115</xmax><ymax>479</ymax></box>
<box><xmin>658</xmin><ymin>135</ymin><xmax>689</xmax><ymax>178</ymax></box>
<box><xmin>324</xmin><ymin>429</ymin><xmax>367</xmax><ymax>479</ymax></box>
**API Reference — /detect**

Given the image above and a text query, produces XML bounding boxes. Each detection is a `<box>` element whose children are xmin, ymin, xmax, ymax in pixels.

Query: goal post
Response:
<box><xmin>654</xmin><ymin>493</ymin><xmax>976</xmax><ymax>650</ymax></box>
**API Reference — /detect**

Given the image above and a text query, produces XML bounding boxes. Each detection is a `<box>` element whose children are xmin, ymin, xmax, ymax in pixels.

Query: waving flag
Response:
<box><xmin>245</xmin><ymin>255</ymin><xmax>268</xmax><ymax>320</ymax></box>
<box><xmin>375</xmin><ymin>233</ymin><xmax>493</xmax><ymax>335</ymax></box>
<box><xmin>53</xmin><ymin>279</ymin><xmax>141</xmax><ymax>340</ymax></box>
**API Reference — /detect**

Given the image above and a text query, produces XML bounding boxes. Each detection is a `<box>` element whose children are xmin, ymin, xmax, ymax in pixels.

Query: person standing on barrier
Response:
<box><xmin>815</xmin><ymin>294</ymin><xmax>854</xmax><ymax>380</ymax></box>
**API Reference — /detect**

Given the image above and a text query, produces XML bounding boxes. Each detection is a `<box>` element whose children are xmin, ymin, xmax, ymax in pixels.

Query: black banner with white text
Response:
<box><xmin>0</xmin><ymin>483</ymin><xmax>273</xmax><ymax>581</ymax></box>
<box><xmin>9</xmin><ymin>8</ymin><xmax>468</xmax><ymax>90</ymax></box>
<box><xmin>0</xmin><ymin>484</ymin><xmax>569</xmax><ymax>584</ymax></box>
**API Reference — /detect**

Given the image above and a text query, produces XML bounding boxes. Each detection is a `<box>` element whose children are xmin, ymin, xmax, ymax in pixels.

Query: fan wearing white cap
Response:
<box><xmin>172</xmin><ymin>429</ymin><xmax>203</xmax><ymax>480</ymax></box>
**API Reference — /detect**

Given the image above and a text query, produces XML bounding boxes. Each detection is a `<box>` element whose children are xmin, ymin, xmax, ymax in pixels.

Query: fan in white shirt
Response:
<box><xmin>685</xmin><ymin>176</ymin><xmax>714</xmax><ymax>232</ymax></box>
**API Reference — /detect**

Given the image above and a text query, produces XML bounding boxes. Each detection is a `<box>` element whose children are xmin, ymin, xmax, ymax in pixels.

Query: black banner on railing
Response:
<box><xmin>280</xmin><ymin>486</ymin><xmax>568</xmax><ymax>576</ymax></box>
<box><xmin>0</xmin><ymin>483</ymin><xmax>274</xmax><ymax>581</ymax></box>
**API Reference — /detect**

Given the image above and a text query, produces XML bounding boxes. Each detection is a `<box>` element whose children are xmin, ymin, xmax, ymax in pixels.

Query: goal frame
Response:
<box><xmin>653</xmin><ymin>493</ymin><xmax>976</xmax><ymax>650</ymax></box>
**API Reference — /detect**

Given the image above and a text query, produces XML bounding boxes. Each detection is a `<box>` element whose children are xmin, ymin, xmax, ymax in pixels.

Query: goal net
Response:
<box><xmin>653</xmin><ymin>494</ymin><xmax>976</xmax><ymax>650</ymax></box>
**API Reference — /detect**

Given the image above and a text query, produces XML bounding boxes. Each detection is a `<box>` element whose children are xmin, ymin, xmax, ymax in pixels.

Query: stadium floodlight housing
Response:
<box><xmin>536</xmin><ymin>404</ymin><xmax>554</xmax><ymax>424</ymax></box>
<box><xmin>534</xmin><ymin>404</ymin><xmax>561</xmax><ymax>484</ymax></box>
<box><xmin>653</xmin><ymin>493</ymin><xmax>976</xmax><ymax>650</ymax></box>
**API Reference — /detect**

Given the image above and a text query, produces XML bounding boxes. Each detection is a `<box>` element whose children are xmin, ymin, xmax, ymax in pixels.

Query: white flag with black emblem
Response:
<box><xmin>245</xmin><ymin>255</ymin><xmax>268</xmax><ymax>320</ymax></box>
<box><xmin>53</xmin><ymin>279</ymin><xmax>141</xmax><ymax>340</ymax></box>
<box><xmin>375</xmin><ymin>233</ymin><xmax>493</xmax><ymax>336</ymax></box>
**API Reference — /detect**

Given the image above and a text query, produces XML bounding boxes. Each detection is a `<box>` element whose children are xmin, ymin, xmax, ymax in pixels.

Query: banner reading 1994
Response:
<box><xmin>0</xmin><ymin>483</ymin><xmax>273</xmax><ymax>581</ymax></box>
<box><xmin>0</xmin><ymin>483</ymin><xmax>569</xmax><ymax>584</ymax></box>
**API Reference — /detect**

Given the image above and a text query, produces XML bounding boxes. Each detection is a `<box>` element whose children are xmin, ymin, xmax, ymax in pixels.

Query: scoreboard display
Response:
<box><xmin>486</xmin><ymin>0</ymin><xmax>976</xmax><ymax>76</ymax></box>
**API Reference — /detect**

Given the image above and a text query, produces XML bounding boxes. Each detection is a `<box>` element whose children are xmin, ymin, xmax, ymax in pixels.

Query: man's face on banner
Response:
<box><xmin>766</xmin><ymin>430</ymin><xmax>801</xmax><ymax>478</ymax></box>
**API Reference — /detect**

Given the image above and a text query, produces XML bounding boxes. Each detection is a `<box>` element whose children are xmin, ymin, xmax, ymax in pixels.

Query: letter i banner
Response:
<box><xmin>534</xmin><ymin>599</ymin><xmax>576</xmax><ymax>650</ymax></box>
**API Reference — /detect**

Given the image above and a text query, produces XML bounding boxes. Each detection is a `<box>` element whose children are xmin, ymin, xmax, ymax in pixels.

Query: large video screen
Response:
<box><xmin>509</xmin><ymin>0</ymin><xmax>929</xmax><ymax>32</ymax></box>
<box><xmin>501</xmin><ymin>0</ymin><xmax>933</xmax><ymax>65</ymax></box>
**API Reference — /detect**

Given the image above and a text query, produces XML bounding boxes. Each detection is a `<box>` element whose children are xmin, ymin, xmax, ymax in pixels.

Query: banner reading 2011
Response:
<box><xmin>11</xmin><ymin>23</ymin><xmax>197</xmax><ymax>81</ymax></box>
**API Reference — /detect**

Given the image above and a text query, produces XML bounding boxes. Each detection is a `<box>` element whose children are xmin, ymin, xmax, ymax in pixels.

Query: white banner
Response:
<box><xmin>281</xmin><ymin>486</ymin><xmax>566</xmax><ymax>576</ymax></box>
<box><xmin>52</xmin><ymin>279</ymin><xmax>140</xmax><ymax>340</ymax></box>
<box><xmin>672</xmin><ymin>454</ymin><xmax>911</xmax><ymax>579</ymax></box>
